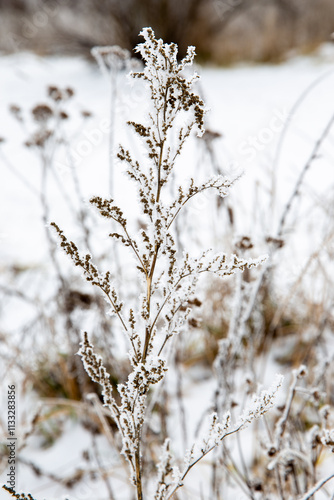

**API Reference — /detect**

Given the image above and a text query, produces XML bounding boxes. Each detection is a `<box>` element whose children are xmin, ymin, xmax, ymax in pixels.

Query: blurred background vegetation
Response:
<box><xmin>1</xmin><ymin>0</ymin><xmax>334</xmax><ymax>63</ymax></box>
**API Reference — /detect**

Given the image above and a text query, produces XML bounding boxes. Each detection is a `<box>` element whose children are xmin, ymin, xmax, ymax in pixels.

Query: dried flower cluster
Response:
<box><xmin>22</xmin><ymin>85</ymin><xmax>74</xmax><ymax>149</ymax></box>
<box><xmin>2</xmin><ymin>486</ymin><xmax>37</xmax><ymax>499</ymax></box>
<box><xmin>91</xmin><ymin>45</ymin><xmax>135</xmax><ymax>76</ymax></box>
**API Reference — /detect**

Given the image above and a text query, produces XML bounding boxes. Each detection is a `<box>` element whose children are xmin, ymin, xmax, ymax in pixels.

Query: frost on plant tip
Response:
<box><xmin>132</xmin><ymin>27</ymin><xmax>205</xmax><ymax>138</ymax></box>
<box><xmin>239</xmin><ymin>374</ymin><xmax>284</xmax><ymax>425</ymax></box>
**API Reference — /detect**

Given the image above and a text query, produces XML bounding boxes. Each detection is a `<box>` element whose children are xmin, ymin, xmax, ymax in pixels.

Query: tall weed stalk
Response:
<box><xmin>49</xmin><ymin>28</ymin><xmax>278</xmax><ymax>500</ymax></box>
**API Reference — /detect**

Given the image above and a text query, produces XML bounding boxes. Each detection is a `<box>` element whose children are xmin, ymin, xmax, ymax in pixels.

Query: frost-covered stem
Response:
<box><xmin>143</xmin><ymin>124</ymin><xmax>169</xmax><ymax>362</ymax></box>
<box><xmin>158</xmin><ymin>333</ymin><xmax>173</xmax><ymax>357</ymax></box>
<box><xmin>277</xmin><ymin>112</ymin><xmax>334</xmax><ymax>238</ymax></box>
<box><xmin>234</xmin><ymin>112</ymin><xmax>334</xmax><ymax>364</ymax></box>
<box><xmin>53</xmin><ymin>29</ymin><xmax>269</xmax><ymax>500</ymax></box>
<box><xmin>102</xmin><ymin>287</ymin><xmax>129</xmax><ymax>333</ymax></box>
<box><xmin>40</xmin><ymin>153</ymin><xmax>65</xmax><ymax>287</ymax></box>
<box><xmin>270</xmin><ymin>368</ymin><xmax>306</xmax><ymax>499</ymax></box>
<box><xmin>135</xmin><ymin>443</ymin><xmax>143</xmax><ymax>500</ymax></box>
<box><xmin>109</xmin><ymin>72</ymin><xmax>117</xmax><ymax>197</ymax></box>
<box><xmin>86</xmin><ymin>393</ymin><xmax>116</xmax><ymax>448</ymax></box>
<box><xmin>217</xmin><ymin>441</ymin><xmax>249</xmax><ymax>496</ymax></box>
<box><xmin>275</xmin><ymin>467</ymin><xmax>285</xmax><ymax>500</ymax></box>
<box><xmin>91</xmin><ymin>434</ymin><xmax>116</xmax><ymax>500</ymax></box>
<box><xmin>143</xmin><ymin>98</ymin><xmax>168</xmax><ymax>361</ymax></box>
<box><xmin>298</xmin><ymin>472</ymin><xmax>334</xmax><ymax>500</ymax></box>
<box><xmin>0</xmin><ymin>149</ymin><xmax>40</xmax><ymax>196</ymax></box>
<box><xmin>210</xmin><ymin>447</ymin><xmax>218</xmax><ymax>499</ymax></box>
<box><xmin>144</xmin><ymin>244</ymin><xmax>161</xmax><ymax>361</ymax></box>
<box><xmin>156</xmin><ymin>137</ymin><xmax>164</xmax><ymax>204</ymax></box>
<box><xmin>124</xmin><ymin>226</ymin><xmax>148</xmax><ymax>273</ymax></box>
<box><xmin>150</xmin><ymin>275</ymin><xmax>185</xmax><ymax>339</ymax></box>
<box><xmin>291</xmin><ymin>463</ymin><xmax>301</xmax><ymax>496</ymax></box>
<box><xmin>51</xmin><ymin>100</ymin><xmax>92</xmax><ymax>251</ymax></box>
<box><xmin>227</xmin><ymin>270</ymin><xmax>243</xmax><ymax>339</ymax></box>
<box><xmin>273</xmin><ymin>67</ymin><xmax>334</xmax><ymax>172</ymax></box>
<box><xmin>60</xmin><ymin>132</ymin><xmax>93</xmax><ymax>252</ymax></box>
<box><xmin>166</xmin><ymin>425</ymin><xmax>244</xmax><ymax>499</ymax></box>
<box><xmin>167</xmin><ymin>182</ymin><xmax>227</xmax><ymax>231</ymax></box>
<box><xmin>236</xmin><ymin>431</ymin><xmax>255</xmax><ymax>500</ymax></box>
<box><xmin>175</xmin><ymin>342</ymin><xmax>188</xmax><ymax>451</ymax></box>
<box><xmin>49</xmin><ymin>157</ymin><xmax>77</xmax><ymax>214</ymax></box>
<box><xmin>143</xmin><ymin>169</ymin><xmax>164</xmax><ymax>360</ymax></box>
<box><xmin>241</xmin><ymin>263</ymin><xmax>268</xmax><ymax>331</ymax></box>
<box><xmin>274</xmin><ymin>368</ymin><xmax>302</xmax><ymax>448</ymax></box>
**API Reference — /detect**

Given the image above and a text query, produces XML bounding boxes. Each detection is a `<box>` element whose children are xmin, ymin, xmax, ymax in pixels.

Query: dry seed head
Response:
<box><xmin>9</xmin><ymin>104</ymin><xmax>23</xmax><ymax>121</ymax></box>
<box><xmin>91</xmin><ymin>45</ymin><xmax>133</xmax><ymax>75</ymax></box>
<box><xmin>59</xmin><ymin>110</ymin><xmax>69</xmax><ymax>120</ymax></box>
<box><xmin>25</xmin><ymin>129</ymin><xmax>53</xmax><ymax>148</ymax></box>
<box><xmin>31</xmin><ymin>104</ymin><xmax>53</xmax><ymax>123</ymax></box>
<box><xmin>81</xmin><ymin>109</ymin><xmax>92</xmax><ymax>118</ymax></box>
<box><xmin>48</xmin><ymin>85</ymin><xmax>74</xmax><ymax>102</ymax></box>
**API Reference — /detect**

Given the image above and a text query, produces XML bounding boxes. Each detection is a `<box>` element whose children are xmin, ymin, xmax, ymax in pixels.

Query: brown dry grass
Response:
<box><xmin>193</xmin><ymin>0</ymin><xmax>334</xmax><ymax>64</ymax></box>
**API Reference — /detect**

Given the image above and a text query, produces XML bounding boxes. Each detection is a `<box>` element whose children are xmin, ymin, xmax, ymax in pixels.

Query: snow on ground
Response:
<box><xmin>1</xmin><ymin>45</ymin><xmax>334</xmax><ymax>499</ymax></box>
<box><xmin>1</xmin><ymin>47</ymin><xmax>334</xmax><ymax>267</ymax></box>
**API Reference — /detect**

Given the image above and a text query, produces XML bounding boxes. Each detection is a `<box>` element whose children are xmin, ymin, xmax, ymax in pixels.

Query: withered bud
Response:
<box><xmin>235</xmin><ymin>236</ymin><xmax>253</xmax><ymax>251</ymax></box>
<box><xmin>266</xmin><ymin>236</ymin><xmax>285</xmax><ymax>249</ymax></box>
<box><xmin>252</xmin><ymin>480</ymin><xmax>263</xmax><ymax>492</ymax></box>
<box><xmin>201</xmin><ymin>129</ymin><xmax>222</xmax><ymax>143</ymax></box>
<box><xmin>48</xmin><ymin>85</ymin><xmax>74</xmax><ymax>102</ymax></box>
<box><xmin>66</xmin><ymin>87</ymin><xmax>74</xmax><ymax>98</ymax></box>
<box><xmin>9</xmin><ymin>104</ymin><xmax>23</xmax><ymax>121</ymax></box>
<box><xmin>32</xmin><ymin>104</ymin><xmax>53</xmax><ymax>123</ymax></box>
<box><xmin>268</xmin><ymin>446</ymin><xmax>277</xmax><ymax>456</ymax></box>
<box><xmin>48</xmin><ymin>85</ymin><xmax>62</xmax><ymax>101</ymax></box>
<box><xmin>81</xmin><ymin>110</ymin><xmax>92</xmax><ymax>118</ymax></box>
<box><xmin>188</xmin><ymin>298</ymin><xmax>202</xmax><ymax>307</ymax></box>
<box><xmin>188</xmin><ymin>318</ymin><xmax>200</xmax><ymax>328</ymax></box>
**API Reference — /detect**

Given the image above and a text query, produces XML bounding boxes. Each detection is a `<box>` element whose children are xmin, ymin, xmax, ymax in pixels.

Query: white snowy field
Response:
<box><xmin>1</xmin><ymin>43</ymin><xmax>334</xmax><ymax>500</ymax></box>
<box><xmin>1</xmin><ymin>46</ymin><xmax>334</xmax><ymax>271</ymax></box>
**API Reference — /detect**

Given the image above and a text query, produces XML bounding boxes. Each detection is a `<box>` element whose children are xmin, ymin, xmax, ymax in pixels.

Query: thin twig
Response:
<box><xmin>273</xmin><ymin>68</ymin><xmax>334</xmax><ymax>172</ymax></box>
<box><xmin>166</xmin><ymin>424</ymin><xmax>244</xmax><ymax>499</ymax></box>
<box><xmin>298</xmin><ymin>473</ymin><xmax>334</xmax><ymax>500</ymax></box>
<box><xmin>277</xmin><ymin>112</ymin><xmax>334</xmax><ymax>237</ymax></box>
<box><xmin>0</xmin><ymin>150</ymin><xmax>40</xmax><ymax>197</ymax></box>
<box><xmin>91</xmin><ymin>432</ymin><xmax>117</xmax><ymax>500</ymax></box>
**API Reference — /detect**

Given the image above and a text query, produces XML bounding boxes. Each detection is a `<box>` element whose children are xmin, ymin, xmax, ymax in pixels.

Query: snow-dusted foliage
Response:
<box><xmin>238</xmin><ymin>374</ymin><xmax>284</xmax><ymax>425</ymax></box>
<box><xmin>50</xmin><ymin>28</ymin><xmax>276</xmax><ymax>500</ymax></box>
<box><xmin>154</xmin><ymin>375</ymin><xmax>283</xmax><ymax>500</ymax></box>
